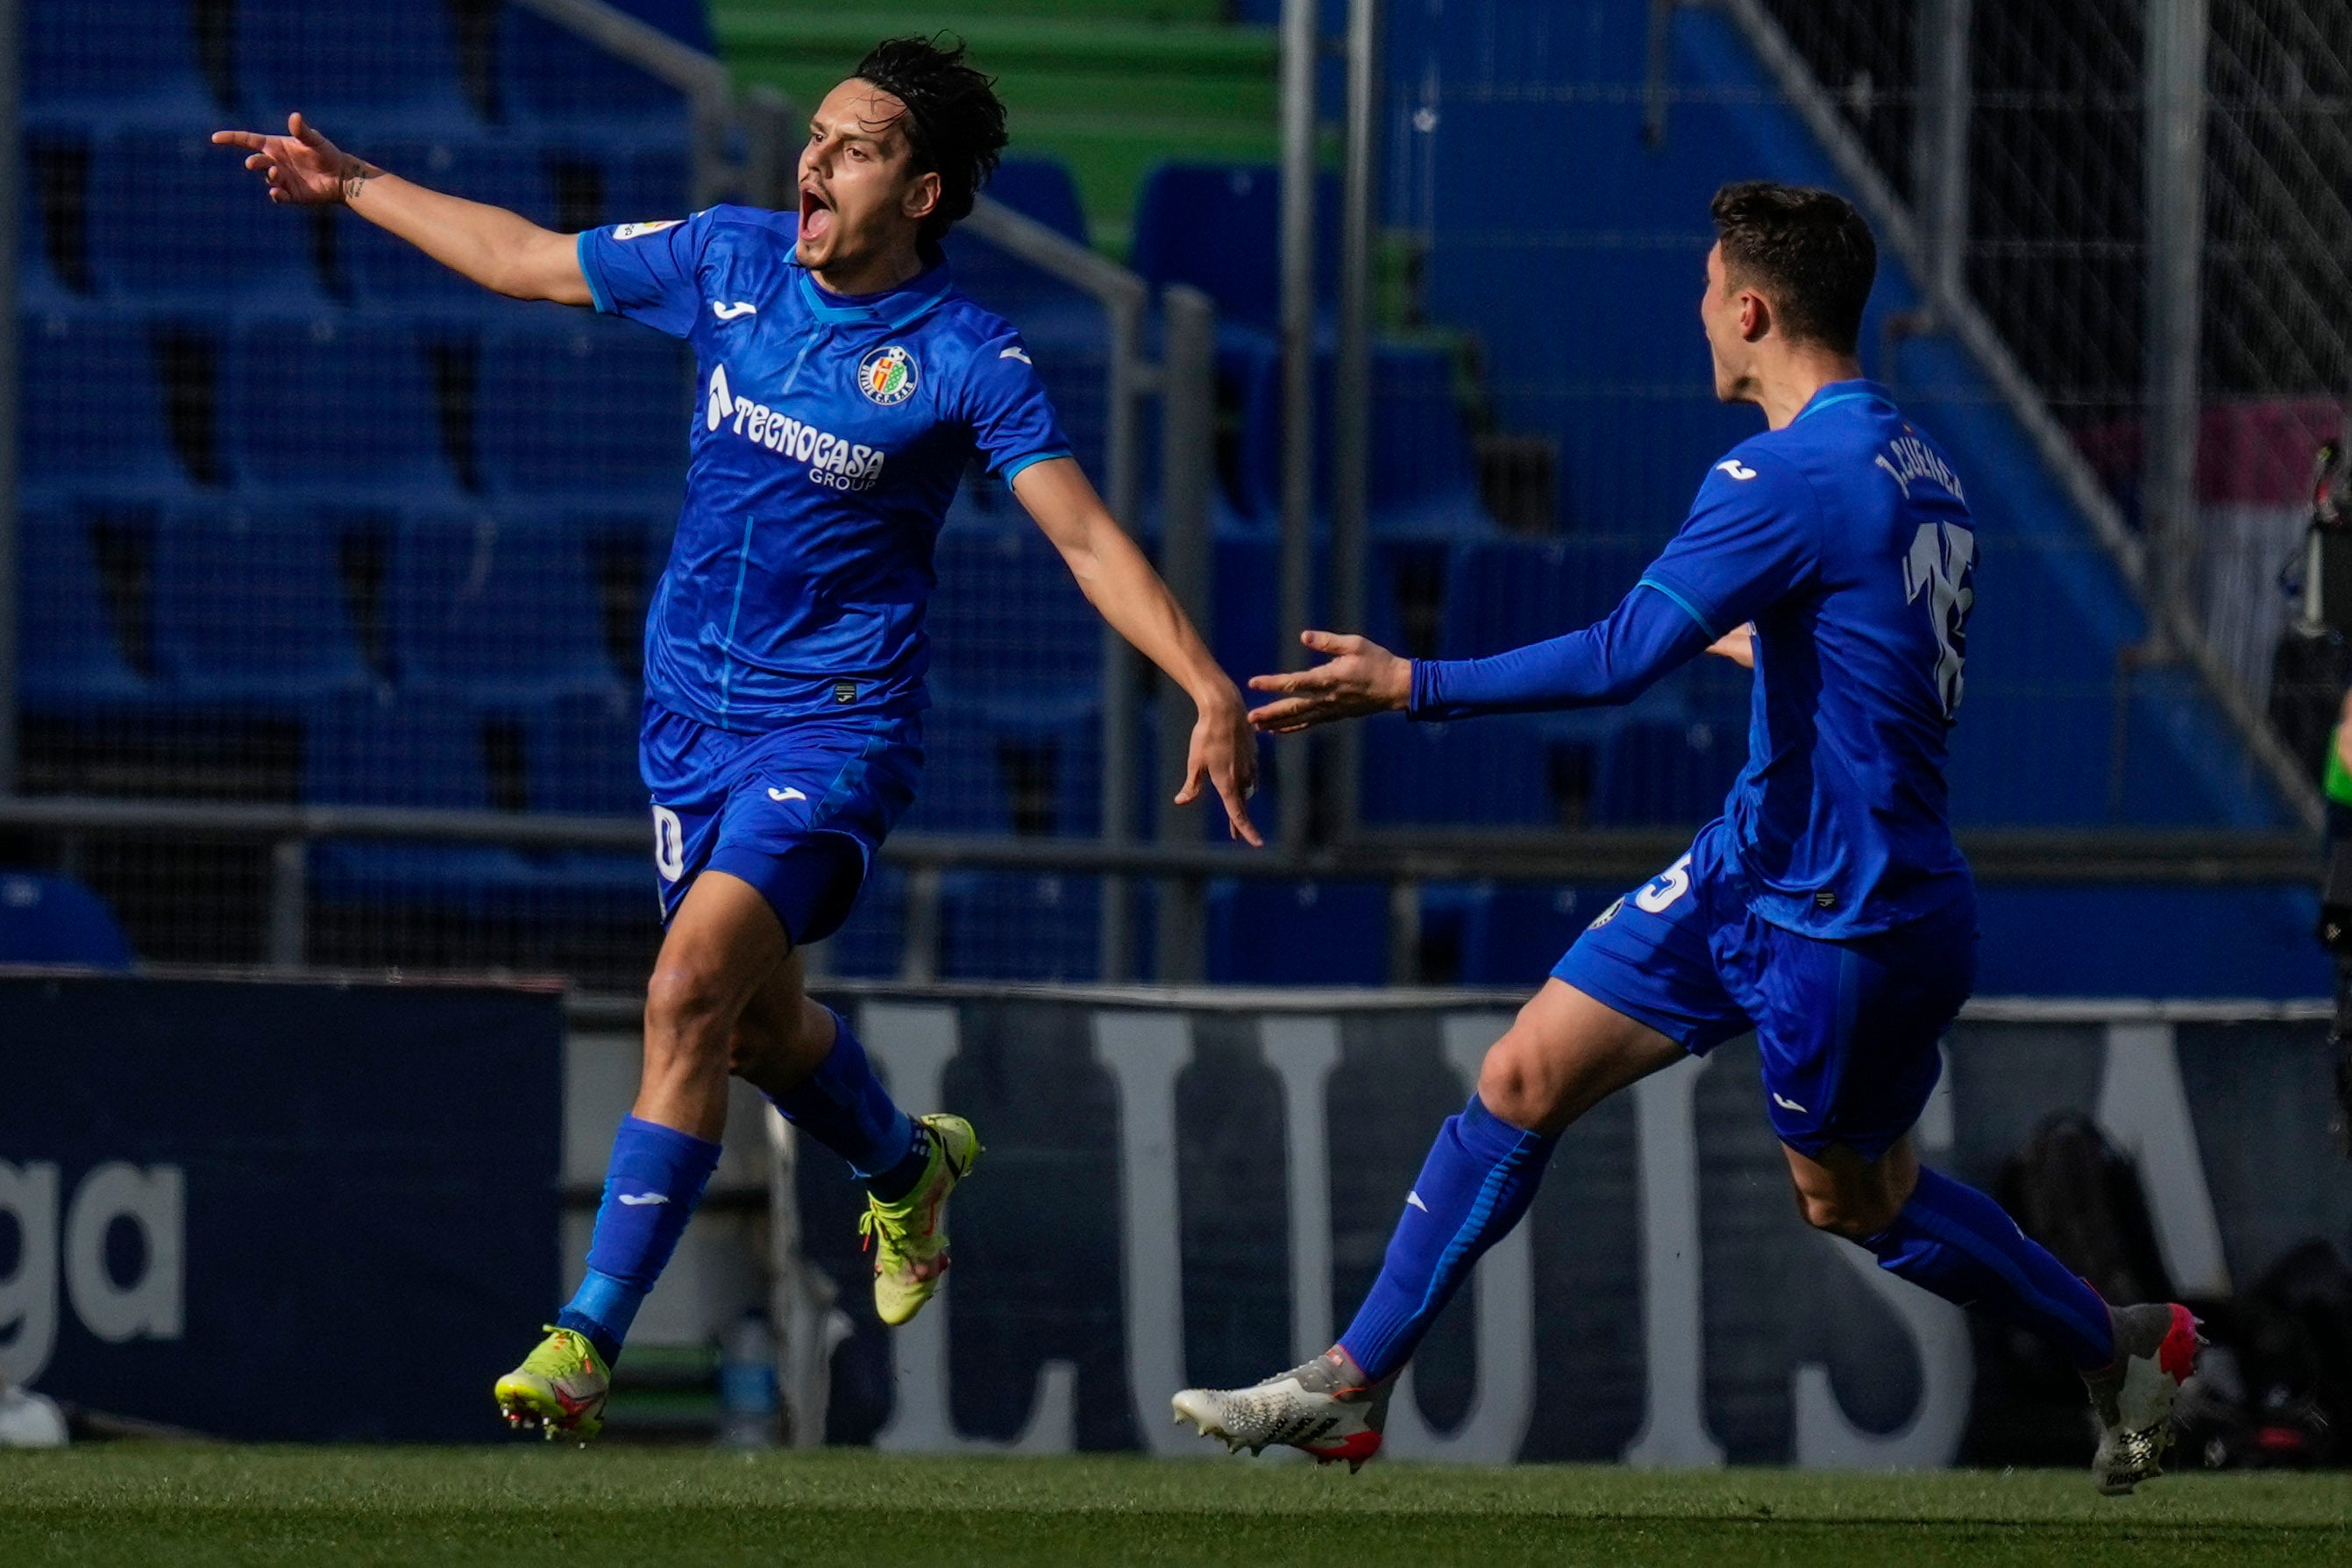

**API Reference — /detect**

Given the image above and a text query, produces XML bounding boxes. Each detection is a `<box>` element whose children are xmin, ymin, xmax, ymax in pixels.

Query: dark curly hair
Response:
<box><xmin>851</xmin><ymin>35</ymin><xmax>1009</xmax><ymax>249</ymax></box>
<box><xmin>1709</xmin><ymin>181</ymin><xmax>1876</xmax><ymax>353</ymax></box>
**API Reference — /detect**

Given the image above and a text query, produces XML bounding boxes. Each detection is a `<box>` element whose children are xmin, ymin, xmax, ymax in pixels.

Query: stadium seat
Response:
<box><xmin>1592</xmin><ymin>716</ymin><xmax>1745</xmax><ymax>827</ymax></box>
<box><xmin>983</xmin><ymin>158</ymin><xmax>1091</xmax><ymax>246</ymax></box>
<box><xmin>25</xmin><ymin>0</ymin><xmax>221</xmax><ymax>125</ymax></box>
<box><xmin>598</xmin><ymin>147</ymin><xmax>695</xmax><ymax>230</ymax></box>
<box><xmin>496</xmin><ymin>1</ymin><xmax>691</xmax><ymax>143</ymax></box>
<box><xmin>234</xmin><ymin>0</ymin><xmax>479</xmax><ymax>134</ymax></box>
<box><xmin>0</xmin><ymin>871</ymin><xmax>136</xmax><ymax>968</ymax></box>
<box><xmin>302</xmin><ymin>695</ymin><xmax>537</xmax><ymax>909</ymax></box>
<box><xmin>19</xmin><ymin>309</ymin><xmax>189</xmax><ymax>494</ymax></box>
<box><xmin>1205</xmin><ymin>878</ymin><xmax>1388</xmax><ymax>986</ymax></box>
<box><xmin>1233</xmin><ymin>339</ymin><xmax>1493</xmax><ymax>533</ymax></box>
<box><xmin>936</xmin><ymin>869</ymin><xmax>1099</xmax><ymax>982</ymax></box>
<box><xmin>152</xmin><ymin>503</ymin><xmax>375</xmax><ymax>703</ymax></box>
<box><xmin>925</xmin><ymin>526</ymin><xmax>1101</xmax><ymax>696</ymax></box>
<box><xmin>90</xmin><ymin>129</ymin><xmax>328</xmax><ymax>305</ymax></box>
<box><xmin>343</xmin><ymin>140</ymin><xmax>555</xmax><ymax>302</ymax></box>
<box><xmin>824</xmin><ymin>864</ymin><xmax>906</xmax><ymax>978</ymax></box>
<box><xmin>1129</xmin><ymin>164</ymin><xmax>1339</xmax><ymax>334</ymax></box>
<box><xmin>523</xmin><ymin>690</ymin><xmax>647</xmax><ymax>818</ymax></box>
<box><xmin>904</xmin><ymin>691</ymin><xmax>1102</xmax><ymax>837</ymax></box>
<box><xmin>391</xmin><ymin>510</ymin><xmax>622</xmax><ymax>702</ymax></box>
<box><xmin>224</xmin><ymin>316</ymin><xmax>457</xmax><ymax>496</ymax></box>
<box><xmin>476</xmin><ymin>320</ymin><xmax>692</xmax><ymax>500</ymax></box>
<box><xmin>1460</xmin><ymin>882</ymin><xmax>1619</xmax><ymax>986</ymax></box>
<box><xmin>1441</xmin><ymin>536</ymin><xmax>1660</xmax><ymax>658</ymax></box>
<box><xmin>16</xmin><ymin>506</ymin><xmax>153</xmax><ymax>707</ymax></box>
<box><xmin>1358</xmin><ymin>713</ymin><xmax>1558</xmax><ymax>827</ymax></box>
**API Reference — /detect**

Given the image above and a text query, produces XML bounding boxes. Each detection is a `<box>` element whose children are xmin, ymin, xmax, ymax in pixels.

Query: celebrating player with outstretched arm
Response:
<box><xmin>218</xmin><ymin>36</ymin><xmax>1261</xmax><ymax>1441</ymax></box>
<box><xmin>1176</xmin><ymin>182</ymin><xmax>2199</xmax><ymax>1494</ymax></box>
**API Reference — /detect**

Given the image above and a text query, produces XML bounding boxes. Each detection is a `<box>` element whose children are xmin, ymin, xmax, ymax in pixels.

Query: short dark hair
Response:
<box><xmin>1709</xmin><ymin>181</ymin><xmax>1876</xmax><ymax>353</ymax></box>
<box><xmin>851</xmin><ymin>35</ymin><xmax>1009</xmax><ymax>249</ymax></box>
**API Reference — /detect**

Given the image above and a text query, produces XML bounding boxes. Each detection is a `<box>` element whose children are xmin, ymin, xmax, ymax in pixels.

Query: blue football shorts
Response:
<box><xmin>640</xmin><ymin>701</ymin><xmax>922</xmax><ymax>945</ymax></box>
<box><xmin>1551</xmin><ymin>818</ymin><xmax>1977</xmax><ymax>1160</ymax></box>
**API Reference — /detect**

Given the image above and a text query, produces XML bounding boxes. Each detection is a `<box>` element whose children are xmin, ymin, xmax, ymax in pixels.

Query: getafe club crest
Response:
<box><xmin>857</xmin><ymin>344</ymin><xmax>919</xmax><ymax>406</ymax></box>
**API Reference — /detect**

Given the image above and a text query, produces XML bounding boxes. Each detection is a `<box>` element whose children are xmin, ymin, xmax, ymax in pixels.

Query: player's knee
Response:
<box><xmin>643</xmin><ymin>961</ymin><xmax>735</xmax><ymax>1067</ymax></box>
<box><xmin>1475</xmin><ymin>1037</ymin><xmax>1550</xmax><ymax>1130</ymax></box>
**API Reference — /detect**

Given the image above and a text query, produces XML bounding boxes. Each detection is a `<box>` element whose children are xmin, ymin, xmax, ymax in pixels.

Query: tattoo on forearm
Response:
<box><xmin>340</xmin><ymin>160</ymin><xmax>380</xmax><ymax>204</ymax></box>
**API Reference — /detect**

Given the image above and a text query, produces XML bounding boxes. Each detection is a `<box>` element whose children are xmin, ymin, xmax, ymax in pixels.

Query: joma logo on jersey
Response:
<box><xmin>705</xmin><ymin>363</ymin><xmax>886</xmax><ymax>492</ymax></box>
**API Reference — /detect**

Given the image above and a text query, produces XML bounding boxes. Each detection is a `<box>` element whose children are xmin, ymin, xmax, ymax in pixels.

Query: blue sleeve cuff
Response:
<box><xmin>998</xmin><ymin>448</ymin><xmax>1073</xmax><ymax>484</ymax></box>
<box><xmin>1635</xmin><ymin>574</ymin><xmax>1718</xmax><ymax>640</ymax></box>
<box><xmin>576</xmin><ymin>231</ymin><xmax>615</xmax><ymax>316</ymax></box>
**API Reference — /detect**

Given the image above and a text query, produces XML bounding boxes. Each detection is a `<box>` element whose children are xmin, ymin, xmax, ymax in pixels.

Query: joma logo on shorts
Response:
<box><xmin>705</xmin><ymin>363</ymin><xmax>887</xmax><ymax>493</ymax></box>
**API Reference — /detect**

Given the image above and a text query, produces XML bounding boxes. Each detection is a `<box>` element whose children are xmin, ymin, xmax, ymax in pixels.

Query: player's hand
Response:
<box><xmin>1246</xmin><ymin>629</ymin><xmax>1411</xmax><ymax>734</ymax></box>
<box><xmin>210</xmin><ymin>113</ymin><xmax>369</xmax><ymax>206</ymax></box>
<box><xmin>1176</xmin><ymin>686</ymin><xmax>1263</xmax><ymax>847</ymax></box>
<box><xmin>1706</xmin><ymin>623</ymin><xmax>1756</xmax><ymax>669</ymax></box>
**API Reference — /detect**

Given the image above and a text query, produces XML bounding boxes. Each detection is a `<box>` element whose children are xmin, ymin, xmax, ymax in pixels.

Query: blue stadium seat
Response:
<box><xmin>1233</xmin><ymin>339</ymin><xmax>1493</xmax><ymax>532</ymax></box>
<box><xmin>477</xmin><ymin>320</ymin><xmax>691</xmax><ymax>499</ymax></box>
<box><xmin>1358</xmin><ymin>713</ymin><xmax>1557</xmax><ymax>827</ymax></box>
<box><xmin>234</xmin><ymin>0</ymin><xmax>478</xmax><ymax>134</ymax></box>
<box><xmin>25</xmin><ymin>0</ymin><xmax>220</xmax><ymax>124</ymax></box>
<box><xmin>1415</xmin><ymin>880</ymin><xmax>1619</xmax><ymax>987</ymax></box>
<box><xmin>391</xmin><ymin>510</ymin><xmax>621</xmax><ymax>702</ymax></box>
<box><xmin>523</xmin><ymin>690</ymin><xmax>646</xmax><ymax>817</ymax></box>
<box><xmin>152</xmin><ymin>503</ymin><xmax>375</xmax><ymax>703</ymax></box>
<box><xmin>925</xmin><ymin>525</ymin><xmax>1101</xmax><ymax>695</ymax></box>
<box><xmin>1592</xmin><ymin>716</ymin><xmax>1745</xmax><ymax>827</ymax></box>
<box><xmin>20</xmin><ymin>309</ymin><xmax>189</xmax><ymax>493</ymax></box>
<box><xmin>496</xmin><ymin>2</ymin><xmax>690</xmax><ymax>143</ymax></box>
<box><xmin>1441</xmin><ymin>536</ymin><xmax>1659</xmax><ymax>658</ymax></box>
<box><xmin>825</xmin><ymin>864</ymin><xmax>905</xmax><ymax>978</ymax></box>
<box><xmin>1130</xmin><ymin>164</ymin><xmax>1338</xmax><ymax>333</ymax></box>
<box><xmin>983</xmin><ymin>158</ymin><xmax>1090</xmax><ymax>245</ymax></box>
<box><xmin>937</xmin><ymin>870</ymin><xmax>1099</xmax><ymax>982</ymax></box>
<box><xmin>90</xmin><ymin>130</ymin><xmax>326</xmax><ymax>304</ymax></box>
<box><xmin>903</xmin><ymin>692</ymin><xmax>1101</xmax><ymax>837</ymax></box>
<box><xmin>1205</xmin><ymin>878</ymin><xmax>1388</xmax><ymax>985</ymax></box>
<box><xmin>305</xmin><ymin>696</ymin><xmax>488</xmax><ymax>808</ymax></box>
<box><xmin>344</xmin><ymin>140</ymin><xmax>554</xmax><ymax>302</ymax></box>
<box><xmin>224</xmin><ymin>316</ymin><xmax>456</xmax><ymax>496</ymax></box>
<box><xmin>600</xmin><ymin>146</ymin><xmax>694</xmax><ymax>228</ymax></box>
<box><xmin>16</xmin><ymin>507</ymin><xmax>152</xmax><ymax>707</ymax></box>
<box><xmin>302</xmin><ymin>697</ymin><xmax>535</xmax><ymax>908</ymax></box>
<box><xmin>0</xmin><ymin>871</ymin><xmax>136</xmax><ymax>968</ymax></box>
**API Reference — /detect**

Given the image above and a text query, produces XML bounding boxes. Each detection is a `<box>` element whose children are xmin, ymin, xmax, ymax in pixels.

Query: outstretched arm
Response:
<box><xmin>1012</xmin><ymin>458</ymin><xmax>1262</xmax><ymax>846</ymax></box>
<box><xmin>1247</xmin><ymin>583</ymin><xmax>1714</xmax><ymax>733</ymax></box>
<box><xmin>212</xmin><ymin>114</ymin><xmax>589</xmax><ymax>304</ymax></box>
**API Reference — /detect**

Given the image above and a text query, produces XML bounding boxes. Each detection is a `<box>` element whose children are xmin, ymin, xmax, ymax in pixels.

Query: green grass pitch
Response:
<box><xmin>4</xmin><ymin>1448</ymin><xmax>2348</xmax><ymax>1566</ymax></box>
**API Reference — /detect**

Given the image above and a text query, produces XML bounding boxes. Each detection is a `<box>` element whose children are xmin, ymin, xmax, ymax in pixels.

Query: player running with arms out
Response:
<box><xmin>217</xmin><ymin>37</ymin><xmax>1261</xmax><ymax>1440</ymax></box>
<box><xmin>1175</xmin><ymin>182</ymin><xmax>2199</xmax><ymax>1493</ymax></box>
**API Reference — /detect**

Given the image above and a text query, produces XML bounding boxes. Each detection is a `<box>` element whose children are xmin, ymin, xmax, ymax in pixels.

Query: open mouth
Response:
<box><xmin>799</xmin><ymin>184</ymin><xmax>835</xmax><ymax>243</ymax></box>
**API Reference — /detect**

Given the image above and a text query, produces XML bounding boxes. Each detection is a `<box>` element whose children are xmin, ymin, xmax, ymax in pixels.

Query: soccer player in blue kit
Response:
<box><xmin>216</xmin><ymin>38</ymin><xmax>1262</xmax><ymax>1440</ymax></box>
<box><xmin>1174</xmin><ymin>183</ymin><xmax>2199</xmax><ymax>1494</ymax></box>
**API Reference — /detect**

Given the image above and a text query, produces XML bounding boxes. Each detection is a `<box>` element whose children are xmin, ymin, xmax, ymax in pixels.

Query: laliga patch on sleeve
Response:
<box><xmin>612</xmin><ymin>220</ymin><xmax>685</xmax><ymax>240</ymax></box>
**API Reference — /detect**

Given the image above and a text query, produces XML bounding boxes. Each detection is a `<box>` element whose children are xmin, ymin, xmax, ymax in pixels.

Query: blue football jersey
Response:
<box><xmin>1638</xmin><ymin>380</ymin><xmax>1977</xmax><ymax>937</ymax></box>
<box><xmin>576</xmin><ymin>208</ymin><xmax>1073</xmax><ymax>729</ymax></box>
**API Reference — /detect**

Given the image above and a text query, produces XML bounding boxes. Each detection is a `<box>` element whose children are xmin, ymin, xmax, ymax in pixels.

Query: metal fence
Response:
<box><xmin>1746</xmin><ymin>0</ymin><xmax>2349</xmax><ymax>819</ymax></box>
<box><xmin>3</xmin><ymin>0</ymin><xmax>2336</xmax><ymax>997</ymax></box>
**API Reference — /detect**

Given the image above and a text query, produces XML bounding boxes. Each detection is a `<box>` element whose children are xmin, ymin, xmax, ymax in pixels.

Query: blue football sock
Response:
<box><xmin>768</xmin><ymin>1007</ymin><xmax>925</xmax><ymax>1200</ymax></box>
<box><xmin>1338</xmin><ymin>1095</ymin><xmax>1558</xmax><ymax>1381</ymax></box>
<box><xmin>1865</xmin><ymin>1166</ymin><xmax>2116</xmax><ymax>1370</ymax></box>
<box><xmin>556</xmin><ymin>1115</ymin><xmax>722</xmax><ymax>1367</ymax></box>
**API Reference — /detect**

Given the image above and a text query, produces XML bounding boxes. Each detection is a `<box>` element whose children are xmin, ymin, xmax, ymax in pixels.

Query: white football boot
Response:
<box><xmin>1171</xmin><ymin>1348</ymin><xmax>1391</xmax><ymax>1471</ymax></box>
<box><xmin>2083</xmin><ymin>1302</ymin><xmax>2204</xmax><ymax>1494</ymax></box>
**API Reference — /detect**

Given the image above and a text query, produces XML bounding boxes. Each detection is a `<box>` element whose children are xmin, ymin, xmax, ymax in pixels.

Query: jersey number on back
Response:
<box><xmin>1903</xmin><ymin>521</ymin><xmax>1975</xmax><ymax>715</ymax></box>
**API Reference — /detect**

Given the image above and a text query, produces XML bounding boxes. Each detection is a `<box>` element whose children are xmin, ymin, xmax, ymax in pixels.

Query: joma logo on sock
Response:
<box><xmin>706</xmin><ymin>364</ymin><xmax>887</xmax><ymax>492</ymax></box>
